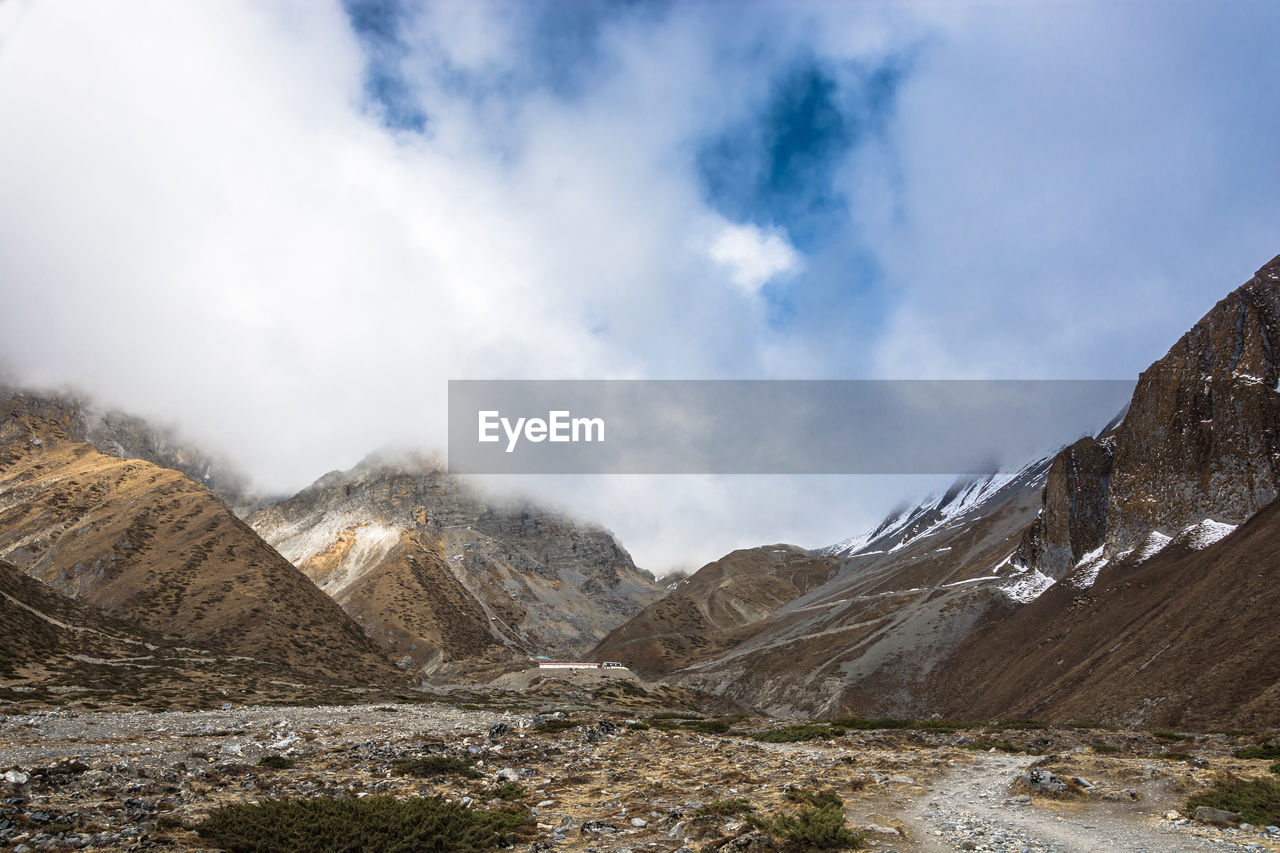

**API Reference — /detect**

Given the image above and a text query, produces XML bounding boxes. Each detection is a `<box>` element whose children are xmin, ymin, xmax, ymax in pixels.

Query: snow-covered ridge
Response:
<box><xmin>821</xmin><ymin>455</ymin><xmax>1050</xmax><ymax>558</ymax></box>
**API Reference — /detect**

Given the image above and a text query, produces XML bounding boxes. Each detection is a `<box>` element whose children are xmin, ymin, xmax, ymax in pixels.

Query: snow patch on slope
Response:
<box><xmin>1130</xmin><ymin>530</ymin><xmax>1173</xmax><ymax>562</ymax></box>
<box><xmin>1176</xmin><ymin>519</ymin><xmax>1237</xmax><ymax>550</ymax></box>
<box><xmin>1070</xmin><ymin>518</ymin><xmax>1236</xmax><ymax>591</ymax></box>
<box><xmin>999</xmin><ymin>568</ymin><xmax>1055</xmax><ymax>604</ymax></box>
<box><xmin>1069</xmin><ymin>545</ymin><xmax>1108</xmax><ymax>589</ymax></box>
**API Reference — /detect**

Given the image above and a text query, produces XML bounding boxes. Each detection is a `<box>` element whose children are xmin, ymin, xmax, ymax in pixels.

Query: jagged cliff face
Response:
<box><xmin>926</xmin><ymin>255</ymin><xmax>1280</xmax><ymax>728</ymax></box>
<box><xmin>0</xmin><ymin>397</ymin><xmax>401</xmax><ymax>687</ymax></box>
<box><xmin>1024</xmin><ymin>255</ymin><xmax>1280</xmax><ymax>573</ymax></box>
<box><xmin>1018</xmin><ymin>436</ymin><xmax>1113</xmax><ymax>579</ymax></box>
<box><xmin>1106</xmin><ymin>256</ymin><xmax>1280</xmax><ymax>552</ymax></box>
<box><xmin>249</xmin><ymin>457</ymin><xmax>664</xmax><ymax>673</ymax></box>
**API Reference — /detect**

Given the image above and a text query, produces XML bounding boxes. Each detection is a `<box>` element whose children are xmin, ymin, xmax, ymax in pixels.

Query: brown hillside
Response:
<box><xmin>591</xmin><ymin>544</ymin><xmax>840</xmax><ymax>677</ymax></box>
<box><xmin>929</xmin><ymin>497</ymin><xmax>1280</xmax><ymax>730</ymax></box>
<box><xmin>0</xmin><ymin>558</ymin><xmax>155</xmax><ymax>683</ymax></box>
<box><xmin>0</xmin><ymin>398</ymin><xmax>401</xmax><ymax>686</ymax></box>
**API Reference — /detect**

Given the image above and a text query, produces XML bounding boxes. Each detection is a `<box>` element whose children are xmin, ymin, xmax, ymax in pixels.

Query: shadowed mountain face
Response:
<box><xmin>598</xmin><ymin>253</ymin><xmax>1280</xmax><ymax>729</ymax></box>
<box><xmin>0</xmin><ymin>398</ymin><xmax>401</xmax><ymax>687</ymax></box>
<box><xmin>248</xmin><ymin>457</ymin><xmax>665</xmax><ymax>674</ymax></box>
<box><xmin>591</xmin><ymin>544</ymin><xmax>840</xmax><ymax>677</ymax></box>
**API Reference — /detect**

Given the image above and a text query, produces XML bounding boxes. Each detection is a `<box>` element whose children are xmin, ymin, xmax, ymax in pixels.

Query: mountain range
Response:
<box><xmin>595</xmin><ymin>252</ymin><xmax>1280</xmax><ymax>729</ymax></box>
<box><xmin>2</xmin><ymin>253</ymin><xmax>1278</xmax><ymax>729</ymax></box>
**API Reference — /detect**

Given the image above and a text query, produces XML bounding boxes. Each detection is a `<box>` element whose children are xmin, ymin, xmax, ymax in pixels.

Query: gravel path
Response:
<box><xmin>900</xmin><ymin>752</ymin><xmax>1276</xmax><ymax>853</ymax></box>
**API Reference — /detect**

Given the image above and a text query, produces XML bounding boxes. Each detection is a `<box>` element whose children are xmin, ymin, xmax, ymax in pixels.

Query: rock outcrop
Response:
<box><xmin>1018</xmin><ymin>436</ymin><xmax>1113</xmax><ymax>579</ymax></box>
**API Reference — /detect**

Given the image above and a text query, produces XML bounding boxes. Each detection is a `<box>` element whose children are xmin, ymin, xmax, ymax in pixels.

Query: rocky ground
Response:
<box><xmin>1</xmin><ymin>692</ymin><xmax>1279</xmax><ymax>852</ymax></box>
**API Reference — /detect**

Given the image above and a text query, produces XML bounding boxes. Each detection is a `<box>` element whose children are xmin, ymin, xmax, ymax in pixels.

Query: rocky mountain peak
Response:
<box><xmin>249</xmin><ymin>456</ymin><xmax>664</xmax><ymax>671</ymax></box>
<box><xmin>1105</xmin><ymin>255</ymin><xmax>1280</xmax><ymax>552</ymax></box>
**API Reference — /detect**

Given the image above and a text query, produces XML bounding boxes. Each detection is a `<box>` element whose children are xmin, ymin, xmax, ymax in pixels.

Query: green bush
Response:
<box><xmin>1153</xmin><ymin>730</ymin><xmax>1189</xmax><ymax>742</ymax></box>
<box><xmin>750</xmin><ymin>804</ymin><xmax>862</xmax><ymax>849</ymax></box>
<box><xmin>1235</xmin><ymin>744</ymin><xmax>1280</xmax><ymax>760</ymax></box>
<box><xmin>697</xmin><ymin>798</ymin><xmax>756</xmax><ymax>817</ymax></box>
<box><xmin>194</xmin><ymin>795</ymin><xmax>528</xmax><ymax>853</ymax></box>
<box><xmin>996</xmin><ymin>719</ymin><xmax>1049</xmax><ymax>731</ymax></box>
<box><xmin>828</xmin><ymin>717</ymin><xmax>980</xmax><ymax>733</ymax></box>
<box><xmin>491</xmin><ymin>781</ymin><xmax>526</xmax><ymax>801</ymax></box>
<box><xmin>785</xmin><ymin>788</ymin><xmax>843</xmax><ymax>809</ymax></box>
<box><xmin>750</xmin><ymin>724</ymin><xmax>841</xmax><ymax>743</ymax></box>
<box><xmin>533</xmin><ymin>718</ymin><xmax>579</xmax><ymax>733</ymax></box>
<box><xmin>683</xmin><ymin>719</ymin><xmax>733</xmax><ymax>734</ymax></box>
<box><xmin>1091</xmin><ymin>742</ymin><xmax>1120</xmax><ymax>754</ymax></box>
<box><xmin>1186</xmin><ymin>776</ymin><xmax>1280</xmax><ymax>825</ymax></box>
<box><xmin>257</xmin><ymin>756</ymin><xmax>296</xmax><ymax>770</ymax></box>
<box><xmin>613</xmin><ymin>681</ymin><xmax>648</xmax><ymax>697</ymax></box>
<box><xmin>1270</xmin><ymin>760</ymin><xmax>1280</xmax><ymax>776</ymax></box>
<box><xmin>392</xmin><ymin>756</ymin><xmax>482</xmax><ymax>779</ymax></box>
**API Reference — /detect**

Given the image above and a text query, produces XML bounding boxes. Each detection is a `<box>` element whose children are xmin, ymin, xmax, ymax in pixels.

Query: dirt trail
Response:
<box><xmin>897</xmin><ymin>752</ymin><xmax>1274</xmax><ymax>853</ymax></box>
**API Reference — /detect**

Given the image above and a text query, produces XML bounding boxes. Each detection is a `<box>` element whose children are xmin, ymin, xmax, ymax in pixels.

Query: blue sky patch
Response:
<box><xmin>697</xmin><ymin>56</ymin><xmax>908</xmax><ymax>253</ymax></box>
<box><xmin>343</xmin><ymin>0</ymin><xmax>428</xmax><ymax>132</ymax></box>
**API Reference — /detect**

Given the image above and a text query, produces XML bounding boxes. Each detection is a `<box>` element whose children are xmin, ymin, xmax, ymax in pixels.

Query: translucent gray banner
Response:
<box><xmin>447</xmin><ymin>380</ymin><xmax>1135</xmax><ymax>475</ymax></box>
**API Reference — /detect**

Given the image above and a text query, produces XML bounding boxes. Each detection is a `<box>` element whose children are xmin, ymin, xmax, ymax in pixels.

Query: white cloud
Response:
<box><xmin>1</xmin><ymin>1</ymin><xmax>1277</xmax><ymax>574</ymax></box>
<box><xmin>708</xmin><ymin>221</ymin><xmax>803</xmax><ymax>294</ymax></box>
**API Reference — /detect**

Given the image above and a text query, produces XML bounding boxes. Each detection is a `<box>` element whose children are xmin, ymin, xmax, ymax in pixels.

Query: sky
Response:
<box><xmin>1</xmin><ymin>0</ymin><xmax>1278</xmax><ymax>574</ymax></box>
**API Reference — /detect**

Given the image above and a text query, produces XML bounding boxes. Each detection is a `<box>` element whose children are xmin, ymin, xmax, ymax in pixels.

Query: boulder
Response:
<box><xmin>1022</xmin><ymin>768</ymin><xmax>1067</xmax><ymax>793</ymax></box>
<box><xmin>1194</xmin><ymin>806</ymin><xmax>1241</xmax><ymax>826</ymax></box>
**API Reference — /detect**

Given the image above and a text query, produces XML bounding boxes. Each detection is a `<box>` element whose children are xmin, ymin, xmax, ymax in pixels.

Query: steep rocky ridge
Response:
<box><xmin>248</xmin><ymin>456</ymin><xmax>664</xmax><ymax>673</ymax></box>
<box><xmin>1016</xmin><ymin>435</ymin><xmax>1114</xmax><ymax>579</ymax></box>
<box><xmin>1105</xmin><ymin>254</ymin><xmax>1280</xmax><ymax>552</ymax></box>
<box><xmin>0</xmin><ymin>397</ymin><xmax>401</xmax><ymax>686</ymax></box>
<box><xmin>1020</xmin><ymin>255</ymin><xmax>1280</xmax><ymax>582</ymax></box>
<box><xmin>915</xmin><ymin>258</ymin><xmax>1280</xmax><ymax>728</ymax></box>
